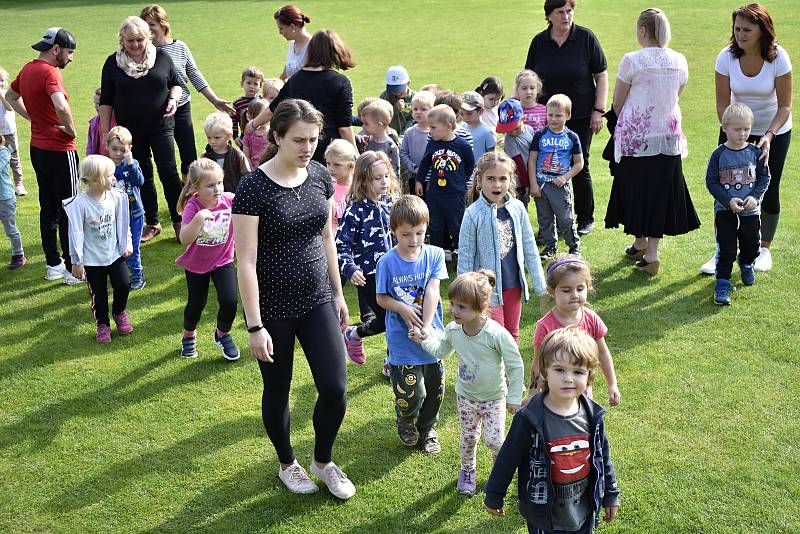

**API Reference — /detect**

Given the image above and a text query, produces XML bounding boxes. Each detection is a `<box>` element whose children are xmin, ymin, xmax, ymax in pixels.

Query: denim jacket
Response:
<box><xmin>457</xmin><ymin>192</ymin><xmax>546</xmax><ymax>306</ymax></box>
<box><xmin>484</xmin><ymin>393</ymin><xmax>621</xmax><ymax>531</ymax></box>
<box><xmin>336</xmin><ymin>196</ymin><xmax>395</xmax><ymax>278</ymax></box>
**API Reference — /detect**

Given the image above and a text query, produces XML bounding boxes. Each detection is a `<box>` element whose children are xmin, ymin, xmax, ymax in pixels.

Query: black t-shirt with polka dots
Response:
<box><xmin>233</xmin><ymin>160</ymin><xmax>334</xmax><ymax>320</ymax></box>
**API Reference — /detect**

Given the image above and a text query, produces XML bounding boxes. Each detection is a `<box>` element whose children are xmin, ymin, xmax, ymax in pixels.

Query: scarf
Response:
<box><xmin>115</xmin><ymin>42</ymin><xmax>157</xmax><ymax>79</ymax></box>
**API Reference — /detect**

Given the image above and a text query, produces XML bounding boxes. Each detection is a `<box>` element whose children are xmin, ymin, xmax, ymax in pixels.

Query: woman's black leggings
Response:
<box><xmin>133</xmin><ymin>127</ymin><xmax>183</xmax><ymax>225</ymax></box>
<box><xmin>183</xmin><ymin>262</ymin><xmax>237</xmax><ymax>332</ymax></box>
<box><xmin>258</xmin><ymin>301</ymin><xmax>348</xmax><ymax>464</ymax></box>
<box><xmin>173</xmin><ymin>102</ymin><xmax>198</xmax><ymax>177</ymax></box>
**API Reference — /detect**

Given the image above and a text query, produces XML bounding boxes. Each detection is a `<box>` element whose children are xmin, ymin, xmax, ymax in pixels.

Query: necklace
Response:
<box><xmin>289</xmin><ymin>183</ymin><xmax>301</xmax><ymax>201</ymax></box>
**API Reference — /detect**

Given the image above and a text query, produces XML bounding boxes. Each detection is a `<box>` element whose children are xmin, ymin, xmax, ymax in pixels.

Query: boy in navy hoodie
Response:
<box><xmin>485</xmin><ymin>326</ymin><xmax>620</xmax><ymax>534</ymax></box>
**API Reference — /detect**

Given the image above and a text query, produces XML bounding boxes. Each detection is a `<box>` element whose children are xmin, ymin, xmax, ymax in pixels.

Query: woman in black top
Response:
<box><xmin>247</xmin><ymin>29</ymin><xmax>357</xmax><ymax>162</ymax></box>
<box><xmin>233</xmin><ymin>99</ymin><xmax>354</xmax><ymax>500</ymax></box>
<box><xmin>99</xmin><ymin>16</ymin><xmax>183</xmax><ymax>242</ymax></box>
<box><xmin>525</xmin><ymin>0</ymin><xmax>608</xmax><ymax>235</ymax></box>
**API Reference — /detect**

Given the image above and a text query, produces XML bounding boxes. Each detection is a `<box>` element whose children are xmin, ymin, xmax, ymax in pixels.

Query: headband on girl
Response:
<box><xmin>547</xmin><ymin>258</ymin><xmax>587</xmax><ymax>274</ymax></box>
<box><xmin>371</xmin><ymin>159</ymin><xmax>385</xmax><ymax>167</ymax></box>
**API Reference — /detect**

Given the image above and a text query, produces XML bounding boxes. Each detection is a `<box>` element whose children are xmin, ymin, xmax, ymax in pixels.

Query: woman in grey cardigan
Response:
<box><xmin>458</xmin><ymin>153</ymin><xmax>546</xmax><ymax>342</ymax></box>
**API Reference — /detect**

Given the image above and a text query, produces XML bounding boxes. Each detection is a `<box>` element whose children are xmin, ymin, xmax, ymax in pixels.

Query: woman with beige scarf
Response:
<box><xmin>99</xmin><ymin>16</ymin><xmax>184</xmax><ymax>242</ymax></box>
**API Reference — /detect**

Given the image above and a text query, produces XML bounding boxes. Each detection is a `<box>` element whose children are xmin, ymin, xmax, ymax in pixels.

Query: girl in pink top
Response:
<box><xmin>176</xmin><ymin>158</ymin><xmax>239</xmax><ymax>361</ymax></box>
<box><xmin>324</xmin><ymin>139</ymin><xmax>357</xmax><ymax>231</ymax></box>
<box><xmin>514</xmin><ymin>70</ymin><xmax>547</xmax><ymax>133</ymax></box>
<box><xmin>242</xmin><ymin>99</ymin><xmax>270</xmax><ymax>168</ymax></box>
<box><xmin>531</xmin><ymin>254</ymin><xmax>620</xmax><ymax>406</ymax></box>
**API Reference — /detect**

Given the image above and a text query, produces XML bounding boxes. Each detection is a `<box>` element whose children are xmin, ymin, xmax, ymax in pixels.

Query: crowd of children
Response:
<box><xmin>2</xmin><ymin>27</ymin><xmax>780</xmax><ymax>529</ymax></box>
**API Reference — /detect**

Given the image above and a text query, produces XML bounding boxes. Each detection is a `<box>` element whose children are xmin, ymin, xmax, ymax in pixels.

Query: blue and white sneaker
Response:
<box><xmin>739</xmin><ymin>262</ymin><xmax>755</xmax><ymax>286</ymax></box>
<box><xmin>215</xmin><ymin>331</ymin><xmax>240</xmax><ymax>361</ymax></box>
<box><xmin>130</xmin><ymin>274</ymin><xmax>146</xmax><ymax>290</ymax></box>
<box><xmin>181</xmin><ymin>336</ymin><xmax>198</xmax><ymax>358</ymax></box>
<box><xmin>714</xmin><ymin>279</ymin><xmax>732</xmax><ymax>306</ymax></box>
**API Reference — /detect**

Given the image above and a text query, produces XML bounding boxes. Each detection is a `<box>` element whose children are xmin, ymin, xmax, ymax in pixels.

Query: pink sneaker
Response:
<box><xmin>113</xmin><ymin>311</ymin><xmax>133</xmax><ymax>335</ymax></box>
<box><xmin>344</xmin><ymin>327</ymin><xmax>365</xmax><ymax>365</ymax></box>
<box><xmin>96</xmin><ymin>324</ymin><xmax>112</xmax><ymax>343</ymax></box>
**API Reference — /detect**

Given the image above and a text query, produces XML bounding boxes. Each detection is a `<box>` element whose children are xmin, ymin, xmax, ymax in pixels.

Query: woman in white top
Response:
<box><xmin>703</xmin><ymin>3</ymin><xmax>792</xmax><ymax>273</ymax></box>
<box><xmin>605</xmin><ymin>8</ymin><xmax>699</xmax><ymax>275</ymax></box>
<box><xmin>274</xmin><ymin>5</ymin><xmax>312</xmax><ymax>82</ymax></box>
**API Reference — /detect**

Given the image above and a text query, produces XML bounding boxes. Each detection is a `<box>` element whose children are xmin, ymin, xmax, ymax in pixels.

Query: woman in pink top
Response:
<box><xmin>175</xmin><ymin>158</ymin><xmax>239</xmax><ymax>361</ymax></box>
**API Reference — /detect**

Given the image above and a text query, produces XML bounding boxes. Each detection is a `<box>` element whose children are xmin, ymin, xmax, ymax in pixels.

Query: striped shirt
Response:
<box><xmin>155</xmin><ymin>39</ymin><xmax>209</xmax><ymax>106</ymax></box>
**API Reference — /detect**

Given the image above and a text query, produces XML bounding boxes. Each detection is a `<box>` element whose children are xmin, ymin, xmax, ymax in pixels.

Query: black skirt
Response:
<box><xmin>605</xmin><ymin>154</ymin><xmax>700</xmax><ymax>238</ymax></box>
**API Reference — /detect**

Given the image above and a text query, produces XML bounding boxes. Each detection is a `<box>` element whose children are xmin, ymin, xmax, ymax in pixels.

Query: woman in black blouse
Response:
<box><xmin>247</xmin><ymin>29</ymin><xmax>357</xmax><ymax>162</ymax></box>
<box><xmin>233</xmin><ymin>99</ymin><xmax>354</xmax><ymax>500</ymax></box>
<box><xmin>99</xmin><ymin>16</ymin><xmax>183</xmax><ymax>242</ymax></box>
<box><xmin>525</xmin><ymin>0</ymin><xmax>608</xmax><ymax>235</ymax></box>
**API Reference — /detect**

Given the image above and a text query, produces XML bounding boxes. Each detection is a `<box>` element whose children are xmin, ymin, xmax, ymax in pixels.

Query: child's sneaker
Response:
<box><xmin>539</xmin><ymin>245</ymin><xmax>557</xmax><ymax>262</ymax></box>
<box><xmin>310</xmin><ymin>460</ymin><xmax>356</xmax><ymax>500</ymax></box>
<box><xmin>130</xmin><ymin>274</ymin><xmax>146</xmax><ymax>290</ymax></box>
<box><xmin>62</xmin><ymin>270</ymin><xmax>84</xmax><ymax>285</ymax></box>
<box><xmin>344</xmin><ymin>327</ymin><xmax>365</xmax><ymax>365</ymax></box>
<box><xmin>9</xmin><ymin>254</ymin><xmax>27</xmax><ymax>270</ymax></box>
<box><xmin>397</xmin><ymin>421</ymin><xmax>418</xmax><ymax>446</ymax></box>
<box><xmin>714</xmin><ymin>279</ymin><xmax>732</xmax><ymax>306</ymax></box>
<box><xmin>739</xmin><ymin>262</ymin><xmax>755</xmax><ymax>286</ymax></box>
<box><xmin>753</xmin><ymin>247</ymin><xmax>772</xmax><ymax>272</ymax></box>
<box><xmin>214</xmin><ymin>331</ymin><xmax>240</xmax><ymax>361</ymax></box>
<box><xmin>15</xmin><ymin>183</ymin><xmax>27</xmax><ymax>196</ymax></box>
<box><xmin>700</xmin><ymin>254</ymin><xmax>718</xmax><ymax>275</ymax></box>
<box><xmin>113</xmin><ymin>311</ymin><xmax>133</xmax><ymax>335</ymax></box>
<box><xmin>420</xmin><ymin>430</ymin><xmax>441</xmax><ymax>455</ymax></box>
<box><xmin>96</xmin><ymin>324</ymin><xmax>112</xmax><ymax>343</ymax></box>
<box><xmin>278</xmin><ymin>463</ymin><xmax>319</xmax><ymax>494</ymax></box>
<box><xmin>456</xmin><ymin>468</ymin><xmax>477</xmax><ymax>495</ymax></box>
<box><xmin>181</xmin><ymin>336</ymin><xmax>198</xmax><ymax>358</ymax></box>
<box><xmin>45</xmin><ymin>262</ymin><xmax>66</xmax><ymax>281</ymax></box>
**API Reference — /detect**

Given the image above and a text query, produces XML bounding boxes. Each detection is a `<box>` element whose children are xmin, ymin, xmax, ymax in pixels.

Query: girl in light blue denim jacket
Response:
<box><xmin>458</xmin><ymin>153</ymin><xmax>546</xmax><ymax>342</ymax></box>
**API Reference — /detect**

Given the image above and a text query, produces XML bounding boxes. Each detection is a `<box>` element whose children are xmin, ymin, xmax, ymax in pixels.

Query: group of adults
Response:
<box><xmin>6</xmin><ymin>0</ymin><xmax>792</xmax><ymax>499</ymax></box>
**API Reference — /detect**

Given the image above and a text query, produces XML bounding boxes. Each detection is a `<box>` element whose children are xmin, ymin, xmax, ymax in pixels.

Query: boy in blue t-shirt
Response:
<box><xmin>528</xmin><ymin>94</ymin><xmax>583</xmax><ymax>260</ymax></box>
<box><xmin>705</xmin><ymin>103</ymin><xmax>770</xmax><ymax>305</ymax></box>
<box><xmin>376</xmin><ymin>195</ymin><xmax>449</xmax><ymax>454</ymax></box>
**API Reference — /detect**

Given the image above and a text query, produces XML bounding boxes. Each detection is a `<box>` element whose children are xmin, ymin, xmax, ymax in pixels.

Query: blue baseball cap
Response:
<box><xmin>496</xmin><ymin>99</ymin><xmax>524</xmax><ymax>133</ymax></box>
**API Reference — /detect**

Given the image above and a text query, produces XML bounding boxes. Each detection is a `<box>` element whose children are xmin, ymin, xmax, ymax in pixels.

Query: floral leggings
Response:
<box><xmin>457</xmin><ymin>395</ymin><xmax>506</xmax><ymax>472</ymax></box>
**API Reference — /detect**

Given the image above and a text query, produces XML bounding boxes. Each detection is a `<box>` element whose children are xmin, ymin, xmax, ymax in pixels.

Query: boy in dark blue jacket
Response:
<box><xmin>413</xmin><ymin>104</ymin><xmax>474</xmax><ymax>254</ymax></box>
<box><xmin>485</xmin><ymin>325</ymin><xmax>620</xmax><ymax>533</ymax></box>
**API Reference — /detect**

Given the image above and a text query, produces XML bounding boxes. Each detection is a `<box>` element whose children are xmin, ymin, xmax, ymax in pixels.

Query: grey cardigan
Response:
<box><xmin>457</xmin><ymin>192</ymin><xmax>546</xmax><ymax>306</ymax></box>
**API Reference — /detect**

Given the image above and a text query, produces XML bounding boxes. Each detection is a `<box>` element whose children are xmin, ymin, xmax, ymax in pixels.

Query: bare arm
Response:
<box><xmin>0</xmin><ymin>88</ymin><xmax>12</xmax><ymax>111</ymax></box>
<box><xmin>376</xmin><ymin>293</ymin><xmax>424</xmax><ymax>330</ymax></box>
<box><xmin>51</xmin><ymin>91</ymin><xmax>76</xmax><ymax>138</ymax></box>
<box><xmin>715</xmin><ymin>72</ymin><xmax>731</xmax><ymax>123</ymax></box>
<box><xmin>199</xmin><ymin>86</ymin><xmax>236</xmax><ymax>114</ymax></box>
<box><xmin>421</xmin><ymin>278</ymin><xmax>441</xmax><ymax>332</ymax></box>
<box><xmin>338</xmin><ymin>126</ymin><xmax>358</xmax><ymax>151</ymax></box>
<box><xmin>3</xmin><ymin>88</ymin><xmax>30</xmax><ymax>120</ymax></box>
<box><xmin>766</xmin><ymin>72</ymin><xmax>793</xmax><ymax>137</ymax></box>
<box><xmin>99</xmin><ymin>105</ymin><xmax>114</xmax><ymax>143</ymax></box>
<box><xmin>323</xmin><ymin>197</ymin><xmax>349</xmax><ymax>330</ymax></box>
<box><xmin>596</xmin><ymin>336</ymin><xmax>620</xmax><ymax>406</ymax></box>
<box><xmin>591</xmin><ymin>71</ymin><xmax>609</xmax><ymax>134</ymax></box>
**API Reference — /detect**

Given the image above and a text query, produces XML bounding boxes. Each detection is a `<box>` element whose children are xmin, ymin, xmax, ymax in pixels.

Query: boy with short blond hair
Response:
<box><xmin>261</xmin><ymin>77</ymin><xmax>284</xmax><ymax>104</ymax></box>
<box><xmin>361</xmin><ymin>99</ymin><xmax>400</xmax><ymax>176</ymax></box>
<box><xmin>232</xmin><ymin>66</ymin><xmax>263</xmax><ymax>140</ymax></box>
<box><xmin>376</xmin><ymin>194</ymin><xmax>448</xmax><ymax>454</ymax></box>
<box><xmin>201</xmin><ymin>112</ymin><xmax>250</xmax><ymax>193</ymax></box>
<box><xmin>400</xmin><ymin>90</ymin><xmax>435</xmax><ymax>190</ymax></box>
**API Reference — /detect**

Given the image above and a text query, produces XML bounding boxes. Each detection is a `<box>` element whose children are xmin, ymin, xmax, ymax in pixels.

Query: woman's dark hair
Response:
<box><xmin>273</xmin><ymin>4</ymin><xmax>310</xmax><ymax>27</ymax></box>
<box><xmin>544</xmin><ymin>0</ymin><xmax>577</xmax><ymax>23</ymax></box>
<box><xmin>728</xmin><ymin>3</ymin><xmax>777</xmax><ymax>61</ymax></box>
<box><xmin>475</xmin><ymin>76</ymin><xmax>504</xmax><ymax>99</ymax></box>
<box><xmin>260</xmin><ymin>99</ymin><xmax>324</xmax><ymax>163</ymax></box>
<box><xmin>305</xmin><ymin>29</ymin><xmax>355</xmax><ymax>71</ymax></box>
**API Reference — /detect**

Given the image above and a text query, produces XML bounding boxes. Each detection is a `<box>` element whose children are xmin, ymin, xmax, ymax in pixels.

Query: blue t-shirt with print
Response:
<box><xmin>530</xmin><ymin>127</ymin><xmax>582</xmax><ymax>185</ymax></box>
<box><xmin>376</xmin><ymin>245</ymin><xmax>448</xmax><ymax>365</ymax></box>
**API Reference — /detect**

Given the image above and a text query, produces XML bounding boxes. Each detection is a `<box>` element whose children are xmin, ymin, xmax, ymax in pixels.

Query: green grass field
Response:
<box><xmin>1</xmin><ymin>1</ymin><xmax>799</xmax><ymax>532</ymax></box>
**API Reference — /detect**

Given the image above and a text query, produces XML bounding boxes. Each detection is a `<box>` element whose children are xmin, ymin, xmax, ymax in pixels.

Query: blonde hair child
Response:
<box><xmin>175</xmin><ymin>158</ymin><xmax>239</xmax><ymax>360</ymax></box>
<box><xmin>201</xmin><ymin>111</ymin><xmax>250</xmax><ymax>192</ymax></box>
<box><xmin>325</xmin><ymin>139</ymin><xmax>358</xmax><ymax>230</ymax></box>
<box><xmin>531</xmin><ymin>254</ymin><xmax>620</xmax><ymax>405</ymax></box>
<box><xmin>262</xmin><ymin>77</ymin><xmax>284</xmax><ymax>103</ymax></box>
<box><xmin>412</xmin><ymin>269</ymin><xmax>525</xmax><ymax>495</ymax></box>
<box><xmin>63</xmin><ymin>155</ymin><xmax>133</xmax><ymax>342</ymax></box>
<box><xmin>399</xmin><ymin>90</ymin><xmax>436</xmax><ymax>192</ymax></box>
<box><xmin>336</xmin><ymin>151</ymin><xmax>400</xmax><ymax>365</ymax></box>
<box><xmin>458</xmin><ymin>153</ymin><xmax>545</xmax><ymax>342</ymax></box>
<box><xmin>514</xmin><ymin>70</ymin><xmax>546</xmax><ymax>132</ymax></box>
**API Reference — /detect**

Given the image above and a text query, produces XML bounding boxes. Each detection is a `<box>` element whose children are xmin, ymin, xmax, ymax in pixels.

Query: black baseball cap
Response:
<box><xmin>32</xmin><ymin>27</ymin><xmax>76</xmax><ymax>51</ymax></box>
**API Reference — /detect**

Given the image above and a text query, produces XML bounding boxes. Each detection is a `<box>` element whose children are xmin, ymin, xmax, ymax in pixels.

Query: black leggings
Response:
<box><xmin>173</xmin><ymin>102</ymin><xmax>198</xmax><ymax>177</ymax></box>
<box><xmin>183</xmin><ymin>262</ymin><xmax>237</xmax><ymax>332</ymax></box>
<box><xmin>133</xmin><ymin>127</ymin><xmax>183</xmax><ymax>225</ymax></box>
<box><xmin>258</xmin><ymin>301</ymin><xmax>347</xmax><ymax>464</ymax></box>
<box><xmin>85</xmin><ymin>256</ymin><xmax>130</xmax><ymax>326</ymax></box>
<box><xmin>355</xmin><ymin>274</ymin><xmax>386</xmax><ymax>338</ymax></box>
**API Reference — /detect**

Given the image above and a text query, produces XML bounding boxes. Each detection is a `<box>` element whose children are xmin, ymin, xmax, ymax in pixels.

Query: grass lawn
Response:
<box><xmin>1</xmin><ymin>0</ymin><xmax>799</xmax><ymax>532</ymax></box>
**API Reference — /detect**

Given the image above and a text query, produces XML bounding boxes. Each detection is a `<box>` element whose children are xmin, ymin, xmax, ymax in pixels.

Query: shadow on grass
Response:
<box><xmin>0</xmin><ymin>351</ymin><xmax>228</xmax><ymax>452</ymax></box>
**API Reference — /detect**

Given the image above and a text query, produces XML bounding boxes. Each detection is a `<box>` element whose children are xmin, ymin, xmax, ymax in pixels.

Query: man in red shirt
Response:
<box><xmin>6</xmin><ymin>27</ymin><xmax>82</xmax><ymax>284</ymax></box>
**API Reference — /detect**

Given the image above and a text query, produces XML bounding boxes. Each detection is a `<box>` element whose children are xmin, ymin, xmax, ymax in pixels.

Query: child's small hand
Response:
<box><xmin>72</xmin><ymin>264</ymin><xmax>85</xmax><ymax>281</ymax></box>
<box><xmin>603</xmin><ymin>506</ymin><xmax>619</xmax><ymax>523</ymax></box>
<box><xmin>350</xmin><ymin>270</ymin><xmax>367</xmax><ymax>287</ymax></box>
<box><xmin>398</xmin><ymin>303</ymin><xmax>424</xmax><ymax>331</ymax></box>
<box><xmin>553</xmin><ymin>175</ymin><xmax>567</xmax><ymax>188</ymax></box>
<box><xmin>530</xmin><ymin>184</ymin><xmax>541</xmax><ymax>198</ymax></box>
<box><xmin>414</xmin><ymin>182</ymin><xmax>424</xmax><ymax>197</ymax></box>
<box><xmin>608</xmin><ymin>385</ymin><xmax>621</xmax><ymax>406</ymax></box>
<box><xmin>743</xmin><ymin>196</ymin><xmax>758</xmax><ymax>211</ymax></box>
<box><xmin>485</xmin><ymin>505</ymin><xmax>505</xmax><ymax>517</ymax></box>
<box><xmin>123</xmin><ymin>245</ymin><xmax>133</xmax><ymax>258</ymax></box>
<box><xmin>728</xmin><ymin>197</ymin><xmax>744</xmax><ymax>213</ymax></box>
<box><xmin>506</xmin><ymin>403</ymin><xmax>520</xmax><ymax>414</ymax></box>
<box><xmin>124</xmin><ymin>149</ymin><xmax>134</xmax><ymax>164</ymax></box>
<box><xmin>196</xmin><ymin>209</ymin><xmax>214</xmax><ymax>221</ymax></box>
<box><xmin>408</xmin><ymin>326</ymin><xmax>425</xmax><ymax>343</ymax></box>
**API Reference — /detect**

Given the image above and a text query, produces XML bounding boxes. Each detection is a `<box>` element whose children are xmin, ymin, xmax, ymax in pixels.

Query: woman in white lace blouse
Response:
<box><xmin>604</xmin><ymin>8</ymin><xmax>699</xmax><ymax>276</ymax></box>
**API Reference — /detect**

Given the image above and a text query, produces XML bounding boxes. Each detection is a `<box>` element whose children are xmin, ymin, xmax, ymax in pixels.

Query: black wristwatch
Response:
<box><xmin>593</xmin><ymin>107</ymin><xmax>605</xmax><ymax>114</ymax></box>
<box><xmin>247</xmin><ymin>324</ymin><xmax>265</xmax><ymax>333</ymax></box>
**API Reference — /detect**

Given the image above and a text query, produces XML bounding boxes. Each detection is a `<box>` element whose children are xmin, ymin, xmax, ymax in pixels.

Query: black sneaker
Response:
<box><xmin>540</xmin><ymin>245</ymin><xmax>557</xmax><ymax>262</ymax></box>
<box><xmin>130</xmin><ymin>274</ymin><xmax>146</xmax><ymax>290</ymax></box>
<box><xmin>397</xmin><ymin>421</ymin><xmax>418</xmax><ymax>446</ymax></box>
<box><xmin>577</xmin><ymin>222</ymin><xmax>593</xmax><ymax>235</ymax></box>
<box><xmin>215</xmin><ymin>331</ymin><xmax>241</xmax><ymax>361</ymax></box>
<box><xmin>420</xmin><ymin>430</ymin><xmax>441</xmax><ymax>455</ymax></box>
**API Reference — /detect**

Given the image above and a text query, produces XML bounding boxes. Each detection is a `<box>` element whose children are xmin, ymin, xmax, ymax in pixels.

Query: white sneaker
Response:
<box><xmin>278</xmin><ymin>463</ymin><xmax>319</xmax><ymax>494</ymax></box>
<box><xmin>45</xmin><ymin>262</ymin><xmax>66</xmax><ymax>281</ymax></box>
<box><xmin>15</xmin><ymin>183</ymin><xmax>28</xmax><ymax>196</ymax></box>
<box><xmin>310</xmin><ymin>460</ymin><xmax>355</xmax><ymax>500</ymax></box>
<box><xmin>754</xmin><ymin>247</ymin><xmax>772</xmax><ymax>272</ymax></box>
<box><xmin>63</xmin><ymin>270</ymin><xmax>84</xmax><ymax>285</ymax></box>
<box><xmin>699</xmin><ymin>254</ymin><xmax>717</xmax><ymax>275</ymax></box>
